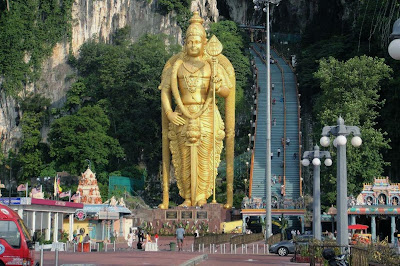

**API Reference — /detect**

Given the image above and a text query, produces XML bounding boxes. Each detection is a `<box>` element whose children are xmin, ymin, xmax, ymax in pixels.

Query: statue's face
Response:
<box><xmin>186</xmin><ymin>36</ymin><xmax>204</xmax><ymax>57</ymax></box>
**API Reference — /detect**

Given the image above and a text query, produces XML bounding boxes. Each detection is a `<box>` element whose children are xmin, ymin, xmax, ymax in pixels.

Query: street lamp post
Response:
<box><xmin>320</xmin><ymin>116</ymin><xmax>362</xmax><ymax>249</ymax></box>
<box><xmin>302</xmin><ymin>145</ymin><xmax>332</xmax><ymax>240</ymax></box>
<box><xmin>388</xmin><ymin>18</ymin><xmax>400</xmax><ymax>60</ymax></box>
<box><xmin>253</xmin><ymin>0</ymin><xmax>281</xmax><ymax>240</ymax></box>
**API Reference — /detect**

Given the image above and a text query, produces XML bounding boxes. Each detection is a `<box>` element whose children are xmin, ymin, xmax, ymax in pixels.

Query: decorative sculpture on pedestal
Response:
<box><xmin>74</xmin><ymin>167</ymin><xmax>102</xmax><ymax>204</ymax></box>
<box><xmin>159</xmin><ymin>12</ymin><xmax>235</xmax><ymax>209</ymax></box>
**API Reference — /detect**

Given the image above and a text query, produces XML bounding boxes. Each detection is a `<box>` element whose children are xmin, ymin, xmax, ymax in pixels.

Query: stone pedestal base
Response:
<box><xmin>150</xmin><ymin>203</ymin><xmax>231</xmax><ymax>235</ymax></box>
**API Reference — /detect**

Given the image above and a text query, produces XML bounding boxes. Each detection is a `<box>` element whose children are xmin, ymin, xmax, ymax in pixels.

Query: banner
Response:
<box><xmin>17</xmin><ymin>184</ymin><xmax>27</xmax><ymax>192</ymax></box>
<box><xmin>59</xmin><ymin>191</ymin><xmax>70</xmax><ymax>198</ymax></box>
<box><xmin>32</xmin><ymin>186</ymin><xmax>41</xmax><ymax>195</ymax></box>
<box><xmin>71</xmin><ymin>193</ymin><xmax>80</xmax><ymax>201</ymax></box>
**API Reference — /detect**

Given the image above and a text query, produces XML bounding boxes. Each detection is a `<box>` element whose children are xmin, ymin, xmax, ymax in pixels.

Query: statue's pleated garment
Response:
<box><xmin>168</xmin><ymin>104</ymin><xmax>225</xmax><ymax>203</ymax></box>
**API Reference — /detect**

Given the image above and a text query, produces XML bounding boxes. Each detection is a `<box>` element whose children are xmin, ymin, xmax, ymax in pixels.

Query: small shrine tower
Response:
<box><xmin>75</xmin><ymin>167</ymin><xmax>102</xmax><ymax>204</ymax></box>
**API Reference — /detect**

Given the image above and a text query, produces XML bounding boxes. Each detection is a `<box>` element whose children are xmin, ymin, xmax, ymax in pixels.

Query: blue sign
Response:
<box><xmin>0</xmin><ymin>244</ymin><xmax>5</xmax><ymax>255</ymax></box>
<box><xmin>0</xmin><ymin>197</ymin><xmax>31</xmax><ymax>205</ymax></box>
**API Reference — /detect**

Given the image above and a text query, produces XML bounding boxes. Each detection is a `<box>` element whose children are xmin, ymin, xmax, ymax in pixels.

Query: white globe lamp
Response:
<box><xmin>388</xmin><ymin>39</ymin><xmax>400</xmax><ymax>60</ymax></box>
<box><xmin>324</xmin><ymin>158</ymin><xmax>333</xmax><ymax>167</ymax></box>
<box><xmin>336</xmin><ymin>135</ymin><xmax>347</xmax><ymax>146</ymax></box>
<box><xmin>312</xmin><ymin>158</ymin><xmax>321</xmax><ymax>166</ymax></box>
<box><xmin>320</xmin><ymin>136</ymin><xmax>330</xmax><ymax>147</ymax></box>
<box><xmin>351</xmin><ymin>136</ymin><xmax>362</xmax><ymax>147</ymax></box>
<box><xmin>302</xmin><ymin>159</ymin><xmax>310</xmax><ymax>167</ymax></box>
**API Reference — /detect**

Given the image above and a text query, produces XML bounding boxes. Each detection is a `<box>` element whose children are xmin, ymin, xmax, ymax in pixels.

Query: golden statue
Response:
<box><xmin>158</xmin><ymin>12</ymin><xmax>235</xmax><ymax>209</ymax></box>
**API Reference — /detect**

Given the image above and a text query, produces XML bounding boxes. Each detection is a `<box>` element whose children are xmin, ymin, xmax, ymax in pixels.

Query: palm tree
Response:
<box><xmin>272</xmin><ymin>214</ymin><xmax>288</xmax><ymax>240</ymax></box>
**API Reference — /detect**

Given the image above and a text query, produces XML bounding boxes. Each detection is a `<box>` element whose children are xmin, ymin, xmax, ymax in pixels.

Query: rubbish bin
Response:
<box><xmin>97</xmin><ymin>242</ymin><xmax>104</xmax><ymax>252</ymax></box>
<box><xmin>77</xmin><ymin>242</ymin><xmax>90</xmax><ymax>252</ymax></box>
<box><xmin>170</xmin><ymin>242</ymin><xmax>176</xmax><ymax>251</ymax></box>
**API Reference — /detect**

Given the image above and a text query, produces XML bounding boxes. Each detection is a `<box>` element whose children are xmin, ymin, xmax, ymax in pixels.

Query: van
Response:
<box><xmin>0</xmin><ymin>204</ymin><xmax>36</xmax><ymax>266</ymax></box>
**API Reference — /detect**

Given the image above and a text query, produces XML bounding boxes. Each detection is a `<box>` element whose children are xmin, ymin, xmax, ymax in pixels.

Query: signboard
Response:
<box><xmin>74</xmin><ymin>209</ymin><xmax>87</xmax><ymax>221</ymax></box>
<box><xmin>197</xmin><ymin>211</ymin><xmax>207</xmax><ymax>219</ymax></box>
<box><xmin>98</xmin><ymin>211</ymin><xmax>119</xmax><ymax>220</ymax></box>
<box><xmin>0</xmin><ymin>197</ymin><xmax>31</xmax><ymax>205</ymax></box>
<box><xmin>166</xmin><ymin>211</ymin><xmax>177</xmax><ymax>219</ymax></box>
<box><xmin>181</xmin><ymin>211</ymin><xmax>192</xmax><ymax>219</ymax></box>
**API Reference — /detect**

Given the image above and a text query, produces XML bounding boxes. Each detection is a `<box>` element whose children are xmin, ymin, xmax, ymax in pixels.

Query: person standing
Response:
<box><xmin>83</xmin><ymin>234</ymin><xmax>90</xmax><ymax>243</ymax></box>
<box><xmin>155</xmin><ymin>233</ymin><xmax>159</xmax><ymax>245</ymax></box>
<box><xmin>176</xmin><ymin>225</ymin><xmax>185</xmax><ymax>251</ymax></box>
<box><xmin>286</xmin><ymin>138</ymin><xmax>291</xmax><ymax>146</ymax></box>
<box><xmin>277</xmin><ymin>148</ymin><xmax>281</xmax><ymax>157</ymax></box>
<box><xmin>394</xmin><ymin>229</ymin><xmax>399</xmax><ymax>248</ymax></box>
<box><xmin>127</xmin><ymin>230</ymin><xmax>134</xmax><ymax>248</ymax></box>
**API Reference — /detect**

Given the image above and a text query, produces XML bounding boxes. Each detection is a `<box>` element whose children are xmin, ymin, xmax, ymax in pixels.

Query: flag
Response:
<box><xmin>71</xmin><ymin>192</ymin><xmax>80</xmax><ymax>201</ymax></box>
<box><xmin>59</xmin><ymin>191</ymin><xmax>70</xmax><ymax>198</ymax></box>
<box><xmin>54</xmin><ymin>176</ymin><xmax>57</xmax><ymax>196</ymax></box>
<box><xmin>54</xmin><ymin>176</ymin><xmax>62</xmax><ymax>196</ymax></box>
<box><xmin>17</xmin><ymin>184</ymin><xmax>27</xmax><ymax>192</ymax></box>
<box><xmin>57</xmin><ymin>177</ymin><xmax>62</xmax><ymax>193</ymax></box>
<box><xmin>32</xmin><ymin>186</ymin><xmax>41</xmax><ymax>195</ymax></box>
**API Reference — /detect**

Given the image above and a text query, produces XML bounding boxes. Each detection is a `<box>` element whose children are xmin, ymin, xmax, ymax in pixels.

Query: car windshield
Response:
<box><xmin>0</xmin><ymin>220</ymin><xmax>21</xmax><ymax>248</ymax></box>
<box><xmin>18</xmin><ymin>219</ymin><xmax>32</xmax><ymax>241</ymax></box>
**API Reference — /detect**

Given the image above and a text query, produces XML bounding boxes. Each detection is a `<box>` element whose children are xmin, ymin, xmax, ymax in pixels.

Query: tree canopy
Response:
<box><xmin>313</xmin><ymin>56</ymin><xmax>392</xmax><ymax>206</ymax></box>
<box><xmin>49</xmin><ymin>105</ymin><xmax>124</xmax><ymax>175</ymax></box>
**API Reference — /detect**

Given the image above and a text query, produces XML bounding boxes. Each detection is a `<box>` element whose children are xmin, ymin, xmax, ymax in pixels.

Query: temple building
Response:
<box><xmin>74</xmin><ymin>167</ymin><xmax>102</xmax><ymax>204</ymax></box>
<box><xmin>348</xmin><ymin>177</ymin><xmax>400</xmax><ymax>244</ymax></box>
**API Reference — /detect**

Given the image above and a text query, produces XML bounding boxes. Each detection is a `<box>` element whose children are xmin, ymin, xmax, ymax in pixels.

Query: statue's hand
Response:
<box><xmin>212</xmin><ymin>75</ymin><xmax>222</xmax><ymax>91</ymax></box>
<box><xmin>167</xmin><ymin>111</ymin><xmax>186</xmax><ymax>126</ymax></box>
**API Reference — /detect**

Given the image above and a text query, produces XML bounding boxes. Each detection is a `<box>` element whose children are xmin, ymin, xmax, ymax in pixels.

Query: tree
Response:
<box><xmin>313</xmin><ymin>56</ymin><xmax>392</xmax><ymax>207</ymax></box>
<box><xmin>16</xmin><ymin>93</ymin><xmax>51</xmax><ymax>181</ymax></box>
<box><xmin>48</xmin><ymin>105</ymin><xmax>124</xmax><ymax>175</ymax></box>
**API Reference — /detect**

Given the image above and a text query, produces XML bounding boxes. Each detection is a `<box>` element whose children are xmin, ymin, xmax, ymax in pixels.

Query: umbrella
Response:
<box><xmin>348</xmin><ymin>224</ymin><xmax>369</xmax><ymax>230</ymax></box>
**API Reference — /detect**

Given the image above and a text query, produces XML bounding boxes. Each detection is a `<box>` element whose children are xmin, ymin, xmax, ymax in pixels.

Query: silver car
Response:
<box><xmin>269</xmin><ymin>235</ymin><xmax>320</xmax><ymax>256</ymax></box>
<box><xmin>269</xmin><ymin>240</ymin><xmax>295</xmax><ymax>256</ymax></box>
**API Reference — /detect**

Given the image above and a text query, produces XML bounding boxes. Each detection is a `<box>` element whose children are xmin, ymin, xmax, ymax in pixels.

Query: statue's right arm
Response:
<box><xmin>161</xmin><ymin>86</ymin><xmax>186</xmax><ymax>126</ymax></box>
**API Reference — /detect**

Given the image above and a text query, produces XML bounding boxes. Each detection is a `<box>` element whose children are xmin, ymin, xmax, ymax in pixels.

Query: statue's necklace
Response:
<box><xmin>183</xmin><ymin>62</ymin><xmax>203</xmax><ymax>93</ymax></box>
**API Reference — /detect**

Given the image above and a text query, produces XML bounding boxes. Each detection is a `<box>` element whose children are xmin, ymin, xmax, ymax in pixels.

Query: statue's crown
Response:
<box><xmin>186</xmin><ymin>11</ymin><xmax>206</xmax><ymax>38</ymax></box>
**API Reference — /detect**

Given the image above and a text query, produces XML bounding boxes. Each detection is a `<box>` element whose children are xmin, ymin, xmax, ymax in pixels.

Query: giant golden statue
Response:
<box><xmin>159</xmin><ymin>12</ymin><xmax>235</xmax><ymax>209</ymax></box>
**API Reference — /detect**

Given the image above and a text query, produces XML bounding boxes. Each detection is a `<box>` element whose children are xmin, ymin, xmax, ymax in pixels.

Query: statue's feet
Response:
<box><xmin>179</xmin><ymin>199</ymin><xmax>192</xmax><ymax>207</ymax></box>
<box><xmin>159</xmin><ymin>202</ymin><xmax>169</xmax><ymax>210</ymax></box>
<box><xmin>223</xmin><ymin>203</ymin><xmax>232</xmax><ymax>209</ymax></box>
<box><xmin>196</xmin><ymin>199</ymin><xmax>207</xmax><ymax>207</ymax></box>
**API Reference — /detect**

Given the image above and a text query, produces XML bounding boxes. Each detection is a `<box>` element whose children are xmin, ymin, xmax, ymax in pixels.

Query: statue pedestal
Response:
<box><xmin>150</xmin><ymin>203</ymin><xmax>231</xmax><ymax>235</ymax></box>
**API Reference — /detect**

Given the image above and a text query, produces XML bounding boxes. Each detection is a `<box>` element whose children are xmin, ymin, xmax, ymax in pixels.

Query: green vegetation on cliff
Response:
<box><xmin>0</xmin><ymin>0</ymin><xmax>73</xmax><ymax>95</ymax></box>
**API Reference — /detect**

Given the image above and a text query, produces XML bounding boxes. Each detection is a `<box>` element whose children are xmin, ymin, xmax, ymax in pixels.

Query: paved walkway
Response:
<box><xmin>200</xmin><ymin>254</ymin><xmax>307</xmax><ymax>266</ymax></box>
<box><xmin>37</xmin><ymin>237</ymin><xmax>308</xmax><ymax>265</ymax></box>
<box><xmin>38</xmin><ymin>250</ymin><xmax>306</xmax><ymax>266</ymax></box>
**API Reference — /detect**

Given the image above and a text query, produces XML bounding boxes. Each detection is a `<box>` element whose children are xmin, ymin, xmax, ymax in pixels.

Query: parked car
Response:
<box><xmin>269</xmin><ymin>235</ymin><xmax>324</xmax><ymax>256</ymax></box>
<box><xmin>269</xmin><ymin>239</ymin><xmax>295</xmax><ymax>256</ymax></box>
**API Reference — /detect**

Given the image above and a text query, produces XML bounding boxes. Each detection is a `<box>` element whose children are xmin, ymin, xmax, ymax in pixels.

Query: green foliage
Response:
<box><xmin>313</xmin><ymin>56</ymin><xmax>392</xmax><ymax>206</ymax></box>
<box><xmin>16</xmin><ymin>93</ymin><xmax>51</xmax><ymax>181</ymax></box>
<box><xmin>158</xmin><ymin>0</ymin><xmax>191</xmax><ymax>32</ymax></box>
<box><xmin>0</xmin><ymin>0</ymin><xmax>73</xmax><ymax>95</ymax></box>
<box><xmin>48</xmin><ymin>105</ymin><xmax>124</xmax><ymax>175</ymax></box>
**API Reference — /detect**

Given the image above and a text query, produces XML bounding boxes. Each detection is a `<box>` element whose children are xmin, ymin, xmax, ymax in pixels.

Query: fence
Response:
<box><xmin>194</xmin><ymin>234</ymin><xmax>233</xmax><ymax>251</ymax></box>
<box><xmin>230</xmin><ymin>233</ymin><xmax>264</xmax><ymax>245</ymax></box>
<box><xmin>303</xmin><ymin>243</ymin><xmax>400</xmax><ymax>266</ymax></box>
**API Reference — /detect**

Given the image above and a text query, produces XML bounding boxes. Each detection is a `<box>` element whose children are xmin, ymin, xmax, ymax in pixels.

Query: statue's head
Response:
<box><xmin>185</xmin><ymin>11</ymin><xmax>207</xmax><ymax>57</ymax></box>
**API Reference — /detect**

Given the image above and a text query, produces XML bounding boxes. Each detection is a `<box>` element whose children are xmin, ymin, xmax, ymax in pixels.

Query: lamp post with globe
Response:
<box><xmin>388</xmin><ymin>18</ymin><xmax>400</xmax><ymax>60</ymax></box>
<box><xmin>253</xmin><ymin>0</ymin><xmax>282</xmax><ymax>240</ymax></box>
<box><xmin>319</xmin><ymin>116</ymin><xmax>362</xmax><ymax>249</ymax></box>
<box><xmin>302</xmin><ymin>145</ymin><xmax>332</xmax><ymax>241</ymax></box>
